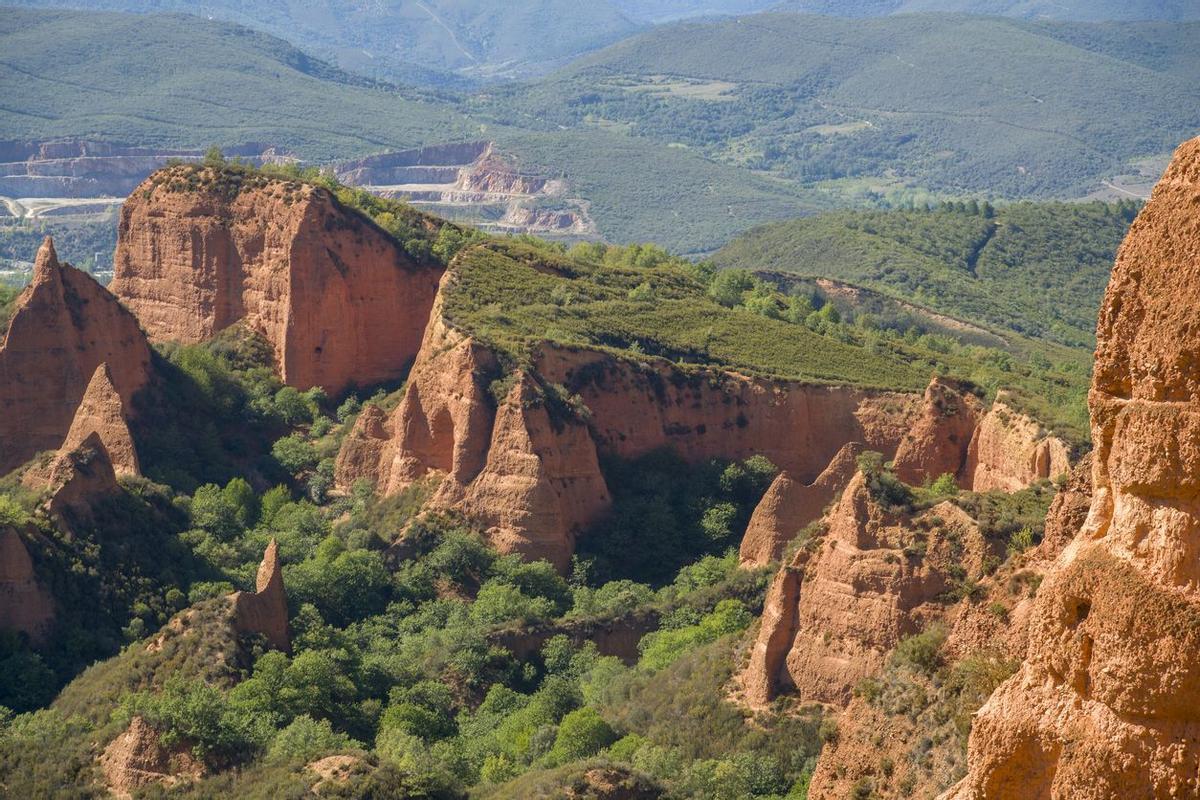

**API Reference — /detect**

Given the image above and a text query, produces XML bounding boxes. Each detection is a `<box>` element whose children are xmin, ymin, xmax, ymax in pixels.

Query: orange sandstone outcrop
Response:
<box><xmin>961</xmin><ymin>396</ymin><xmax>1070</xmax><ymax>493</ymax></box>
<box><xmin>742</xmin><ymin>474</ymin><xmax>1004</xmax><ymax>708</ymax></box>
<box><xmin>892</xmin><ymin>376</ymin><xmax>983</xmax><ymax>487</ymax></box>
<box><xmin>0</xmin><ymin>238</ymin><xmax>150</xmax><ymax>475</ymax></box>
<box><xmin>0</xmin><ymin>527</ymin><xmax>54</xmax><ymax>643</ymax></box>
<box><xmin>337</xmin><ymin>288</ymin><xmax>923</xmax><ymax>568</ymax></box>
<box><xmin>230</xmin><ymin>539</ymin><xmax>289</xmax><ymax>652</ymax></box>
<box><xmin>59</xmin><ymin>363</ymin><xmax>141</xmax><ymax>477</ymax></box>
<box><xmin>111</xmin><ymin>166</ymin><xmax>444</xmax><ymax>396</ymax></box>
<box><xmin>100</xmin><ymin>715</ymin><xmax>204</xmax><ymax>799</ymax></box>
<box><xmin>44</xmin><ymin>432</ymin><xmax>122</xmax><ymax>523</ymax></box>
<box><xmin>739</xmin><ymin>442</ymin><xmax>863</xmax><ymax>567</ymax></box>
<box><xmin>946</xmin><ymin>137</ymin><xmax>1200</xmax><ymax>799</ymax></box>
<box><xmin>443</xmin><ymin>373</ymin><xmax>611</xmax><ymax>571</ymax></box>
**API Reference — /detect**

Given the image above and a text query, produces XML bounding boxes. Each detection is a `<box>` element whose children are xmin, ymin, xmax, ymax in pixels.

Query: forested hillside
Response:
<box><xmin>483</xmin><ymin>14</ymin><xmax>1200</xmax><ymax>200</ymax></box>
<box><xmin>4</xmin><ymin>0</ymin><xmax>641</xmax><ymax>82</ymax></box>
<box><xmin>714</xmin><ymin>200</ymin><xmax>1137</xmax><ymax>348</ymax></box>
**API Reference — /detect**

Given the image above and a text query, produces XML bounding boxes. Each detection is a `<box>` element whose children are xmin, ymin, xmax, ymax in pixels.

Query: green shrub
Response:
<box><xmin>268</xmin><ymin>715</ymin><xmax>356</xmax><ymax>762</ymax></box>
<box><xmin>544</xmin><ymin>707</ymin><xmax>616</xmax><ymax>766</ymax></box>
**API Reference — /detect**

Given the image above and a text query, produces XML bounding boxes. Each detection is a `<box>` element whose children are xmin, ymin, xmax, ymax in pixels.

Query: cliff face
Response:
<box><xmin>111</xmin><ymin>166</ymin><xmax>444</xmax><ymax>396</ymax></box>
<box><xmin>337</xmin><ymin>289</ymin><xmax>925</xmax><ymax>568</ymax></box>
<box><xmin>0</xmin><ymin>527</ymin><xmax>55</xmax><ymax>643</ymax></box>
<box><xmin>739</xmin><ymin>442</ymin><xmax>863</xmax><ymax>567</ymax></box>
<box><xmin>0</xmin><ymin>238</ymin><xmax>151</xmax><ymax>475</ymax></box>
<box><xmin>962</xmin><ymin>397</ymin><xmax>1071</xmax><ymax>493</ymax></box>
<box><xmin>741</xmin><ymin>473</ymin><xmax>1001</xmax><ymax>708</ymax></box>
<box><xmin>947</xmin><ymin>137</ymin><xmax>1200</xmax><ymax>799</ymax></box>
<box><xmin>892</xmin><ymin>376</ymin><xmax>983</xmax><ymax>487</ymax></box>
<box><xmin>60</xmin><ymin>363</ymin><xmax>141</xmax><ymax>477</ymax></box>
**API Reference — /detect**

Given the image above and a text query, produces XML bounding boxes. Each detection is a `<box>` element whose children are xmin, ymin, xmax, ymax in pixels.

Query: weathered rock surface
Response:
<box><xmin>443</xmin><ymin>373</ymin><xmax>611</xmax><ymax>571</ymax></box>
<box><xmin>892</xmin><ymin>376</ymin><xmax>983</xmax><ymax>487</ymax></box>
<box><xmin>1038</xmin><ymin>452</ymin><xmax>1092</xmax><ymax>558</ymax></box>
<box><xmin>99</xmin><ymin>716</ymin><xmax>204</xmax><ymax>799</ymax></box>
<box><xmin>946</xmin><ymin>137</ymin><xmax>1200</xmax><ymax>799</ymax></box>
<box><xmin>0</xmin><ymin>527</ymin><xmax>54</xmax><ymax>643</ymax></box>
<box><xmin>59</xmin><ymin>363</ymin><xmax>141</xmax><ymax>477</ymax></box>
<box><xmin>534</xmin><ymin>345</ymin><xmax>918</xmax><ymax>479</ymax></box>
<box><xmin>962</xmin><ymin>397</ymin><xmax>1071</xmax><ymax>493</ymax></box>
<box><xmin>230</xmin><ymin>539</ymin><xmax>289</xmax><ymax>652</ymax></box>
<box><xmin>0</xmin><ymin>237</ymin><xmax>150</xmax><ymax>474</ymax></box>
<box><xmin>338</xmin><ymin>289</ymin><xmax>923</xmax><ymax>568</ymax></box>
<box><xmin>742</xmin><ymin>474</ymin><xmax>1004</xmax><ymax>708</ymax></box>
<box><xmin>111</xmin><ymin>165</ymin><xmax>444</xmax><ymax>396</ymax></box>
<box><xmin>44</xmin><ymin>431</ymin><xmax>122</xmax><ymax>523</ymax></box>
<box><xmin>739</xmin><ymin>442</ymin><xmax>864</xmax><ymax>567</ymax></box>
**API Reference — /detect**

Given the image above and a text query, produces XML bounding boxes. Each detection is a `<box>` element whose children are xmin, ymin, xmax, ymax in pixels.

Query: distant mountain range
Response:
<box><xmin>776</xmin><ymin>0</ymin><xmax>1200</xmax><ymax>21</ymax></box>
<box><xmin>8</xmin><ymin>0</ymin><xmax>1196</xmax><ymax>86</ymax></box>
<box><xmin>2</xmin><ymin>6</ymin><xmax>1198</xmax><ymax>252</ymax></box>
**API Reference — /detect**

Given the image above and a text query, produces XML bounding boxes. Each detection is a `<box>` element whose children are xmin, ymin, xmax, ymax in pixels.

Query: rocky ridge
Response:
<box><xmin>0</xmin><ymin>237</ymin><xmax>151</xmax><ymax>474</ymax></box>
<box><xmin>230</xmin><ymin>539</ymin><xmax>290</xmax><ymax>652</ymax></box>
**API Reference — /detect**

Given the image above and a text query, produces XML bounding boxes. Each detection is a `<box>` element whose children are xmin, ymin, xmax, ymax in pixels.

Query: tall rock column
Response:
<box><xmin>947</xmin><ymin>137</ymin><xmax>1200</xmax><ymax>799</ymax></box>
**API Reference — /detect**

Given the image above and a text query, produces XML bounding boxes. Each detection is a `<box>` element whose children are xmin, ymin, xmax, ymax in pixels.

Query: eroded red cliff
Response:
<box><xmin>0</xmin><ymin>238</ymin><xmax>151</xmax><ymax>475</ymax></box>
<box><xmin>946</xmin><ymin>137</ymin><xmax>1200</xmax><ymax>799</ymax></box>
<box><xmin>111</xmin><ymin>165</ymin><xmax>444</xmax><ymax>396</ymax></box>
<box><xmin>336</xmin><ymin>285</ymin><xmax>926</xmax><ymax>568</ymax></box>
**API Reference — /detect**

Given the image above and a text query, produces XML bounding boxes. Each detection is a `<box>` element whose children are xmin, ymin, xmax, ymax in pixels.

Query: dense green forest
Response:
<box><xmin>714</xmin><ymin>200</ymin><xmax>1137</xmax><ymax>348</ymax></box>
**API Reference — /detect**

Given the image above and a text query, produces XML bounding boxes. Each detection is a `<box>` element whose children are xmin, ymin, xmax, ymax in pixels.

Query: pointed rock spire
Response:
<box><xmin>60</xmin><ymin>363</ymin><xmax>141</xmax><ymax>477</ymax></box>
<box><xmin>32</xmin><ymin>236</ymin><xmax>61</xmax><ymax>285</ymax></box>
<box><xmin>231</xmin><ymin>538</ymin><xmax>289</xmax><ymax>652</ymax></box>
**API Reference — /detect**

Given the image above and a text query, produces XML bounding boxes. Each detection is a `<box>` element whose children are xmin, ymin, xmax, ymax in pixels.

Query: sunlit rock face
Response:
<box><xmin>946</xmin><ymin>137</ymin><xmax>1200</xmax><ymax>800</ymax></box>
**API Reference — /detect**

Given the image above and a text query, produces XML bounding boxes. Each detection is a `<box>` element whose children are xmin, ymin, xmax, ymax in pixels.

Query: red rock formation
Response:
<box><xmin>1038</xmin><ymin>452</ymin><xmax>1092</xmax><ymax>558</ymax></box>
<box><xmin>742</xmin><ymin>474</ymin><xmax>1004</xmax><ymax>708</ymax></box>
<box><xmin>0</xmin><ymin>237</ymin><xmax>150</xmax><ymax>475</ymax></box>
<box><xmin>534</xmin><ymin>345</ymin><xmax>918</xmax><ymax>480</ymax></box>
<box><xmin>111</xmin><ymin>165</ymin><xmax>444</xmax><ymax>396</ymax></box>
<box><xmin>0</xmin><ymin>527</ymin><xmax>54</xmax><ymax>643</ymax></box>
<box><xmin>337</xmin><ymin>295</ymin><xmax>499</xmax><ymax>495</ymax></box>
<box><xmin>338</xmin><ymin>288</ymin><xmax>923</xmax><ymax>568</ymax></box>
<box><xmin>961</xmin><ymin>396</ymin><xmax>1071</xmax><ymax>492</ymax></box>
<box><xmin>230</xmin><ymin>539</ymin><xmax>289</xmax><ymax>652</ymax></box>
<box><xmin>743</xmin><ymin>561</ymin><xmax>804</xmax><ymax>705</ymax></box>
<box><xmin>100</xmin><ymin>716</ymin><xmax>204</xmax><ymax>799</ymax></box>
<box><xmin>443</xmin><ymin>373</ymin><xmax>611</xmax><ymax>571</ymax></box>
<box><xmin>44</xmin><ymin>432</ymin><xmax>121</xmax><ymax>523</ymax></box>
<box><xmin>892</xmin><ymin>376</ymin><xmax>983</xmax><ymax>487</ymax></box>
<box><xmin>946</xmin><ymin>137</ymin><xmax>1200</xmax><ymax>799</ymax></box>
<box><xmin>739</xmin><ymin>442</ymin><xmax>863</xmax><ymax>567</ymax></box>
<box><xmin>59</xmin><ymin>363</ymin><xmax>141</xmax><ymax>477</ymax></box>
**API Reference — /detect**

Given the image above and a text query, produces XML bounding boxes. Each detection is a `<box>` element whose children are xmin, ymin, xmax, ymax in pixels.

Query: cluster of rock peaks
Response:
<box><xmin>0</xmin><ymin>237</ymin><xmax>150</xmax><ymax>475</ymax></box>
